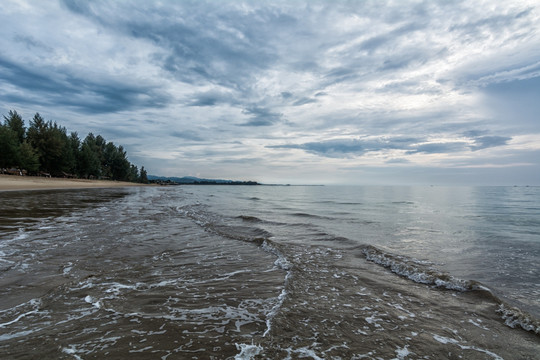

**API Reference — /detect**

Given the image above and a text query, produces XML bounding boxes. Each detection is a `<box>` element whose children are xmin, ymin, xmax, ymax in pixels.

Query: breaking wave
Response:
<box><xmin>362</xmin><ymin>245</ymin><xmax>477</xmax><ymax>291</ymax></box>
<box><xmin>176</xmin><ymin>202</ymin><xmax>293</xmax><ymax>343</ymax></box>
<box><xmin>497</xmin><ymin>303</ymin><xmax>540</xmax><ymax>335</ymax></box>
<box><xmin>361</xmin><ymin>244</ymin><xmax>540</xmax><ymax>335</ymax></box>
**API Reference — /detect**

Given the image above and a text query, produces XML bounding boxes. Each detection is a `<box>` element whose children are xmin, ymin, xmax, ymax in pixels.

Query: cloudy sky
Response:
<box><xmin>1</xmin><ymin>0</ymin><xmax>539</xmax><ymax>185</ymax></box>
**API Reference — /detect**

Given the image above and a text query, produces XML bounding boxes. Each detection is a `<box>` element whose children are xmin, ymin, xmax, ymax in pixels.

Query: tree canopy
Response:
<box><xmin>1</xmin><ymin>110</ymin><xmax>147</xmax><ymax>183</ymax></box>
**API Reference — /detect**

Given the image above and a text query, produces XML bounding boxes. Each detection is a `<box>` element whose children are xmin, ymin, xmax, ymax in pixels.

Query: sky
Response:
<box><xmin>1</xmin><ymin>0</ymin><xmax>539</xmax><ymax>185</ymax></box>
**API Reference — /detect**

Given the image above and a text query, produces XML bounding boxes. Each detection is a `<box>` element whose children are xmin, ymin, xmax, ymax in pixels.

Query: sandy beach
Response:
<box><xmin>0</xmin><ymin>174</ymin><xmax>148</xmax><ymax>191</ymax></box>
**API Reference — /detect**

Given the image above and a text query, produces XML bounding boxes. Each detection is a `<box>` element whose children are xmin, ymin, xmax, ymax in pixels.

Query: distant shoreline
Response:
<box><xmin>0</xmin><ymin>174</ymin><xmax>148</xmax><ymax>192</ymax></box>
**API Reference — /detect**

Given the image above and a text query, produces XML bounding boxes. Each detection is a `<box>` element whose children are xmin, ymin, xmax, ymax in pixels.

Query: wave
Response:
<box><xmin>360</xmin><ymin>244</ymin><xmax>540</xmax><ymax>335</ymax></box>
<box><xmin>237</xmin><ymin>215</ymin><xmax>264</xmax><ymax>223</ymax></box>
<box><xmin>290</xmin><ymin>212</ymin><xmax>320</xmax><ymax>218</ymax></box>
<box><xmin>314</xmin><ymin>200</ymin><xmax>363</xmax><ymax>206</ymax></box>
<box><xmin>261</xmin><ymin>241</ymin><xmax>291</xmax><ymax>337</ymax></box>
<box><xmin>289</xmin><ymin>212</ymin><xmax>332</xmax><ymax>220</ymax></box>
<box><xmin>177</xmin><ymin>203</ymin><xmax>292</xmax><ymax>339</ymax></box>
<box><xmin>0</xmin><ymin>298</ymin><xmax>42</xmax><ymax>329</ymax></box>
<box><xmin>178</xmin><ymin>198</ymin><xmax>540</xmax><ymax>340</ymax></box>
<box><xmin>497</xmin><ymin>303</ymin><xmax>540</xmax><ymax>334</ymax></box>
<box><xmin>209</xmin><ymin>224</ymin><xmax>271</xmax><ymax>246</ymax></box>
<box><xmin>361</xmin><ymin>245</ymin><xmax>476</xmax><ymax>291</ymax></box>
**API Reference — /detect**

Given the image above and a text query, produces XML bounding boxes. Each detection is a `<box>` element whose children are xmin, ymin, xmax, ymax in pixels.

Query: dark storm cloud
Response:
<box><xmin>463</xmin><ymin>130</ymin><xmax>488</xmax><ymax>138</ymax></box>
<box><xmin>470</xmin><ymin>136</ymin><xmax>511</xmax><ymax>151</ymax></box>
<box><xmin>0</xmin><ymin>57</ymin><xmax>66</xmax><ymax>95</ymax></box>
<box><xmin>60</xmin><ymin>0</ymin><xmax>94</xmax><ymax>18</ymax></box>
<box><xmin>270</xmin><ymin>139</ymin><xmax>367</xmax><ymax>157</ymax></box>
<box><xmin>281</xmin><ymin>92</ymin><xmax>293</xmax><ymax>99</ymax></box>
<box><xmin>240</xmin><ymin>107</ymin><xmax>283</xmax><ymax>127</ymax></box>
<box><xmin>324</xmin><ymin>67</ymin><xmax>358</xmax><ymax>84</ymax></box>
<box><xmin>448</xmin><ymin>8</ymin><xmax>533</xmax><ymax>34</ymax></box>
<box><xmin>0</xmin><ymin>57</ymin><xmax>169</xmax><ymax>114</ymax></box>
<box><xmin>269</xmin><ymin>137</ymin><xmax>421</xmax><ymax>158</ymax></box>
<box><xmin>270</xmin><ymin>132</ymin><xmax>511</xmax><ymax>158</ymax></box>
<box><xmin>13</xmin><ymin>34</ymin><xmax>53</xmax><ymax>52</ymax></box>
<box><xmin>461</xmin><ymin>130</ymin><xmax>511</xmax><ymax>150</ymax></box>
<box><xmin>360</xmin><ymin>22</ymin><xmax>426</xmax><ymax>53</ymax></box>
<box><xmin>170</xmin><ymin>130</ymin><xmax>204</xmax><ymax>142</ymax></box>
<box><xmin>188</xmin><ymin>90</ymin><xmax>239</xmax><ymax>107</ymax></box>
<box><xmin>292</xmin><ymin>97</ymin><xmax>317</xmax><ymax>106</ymax></box>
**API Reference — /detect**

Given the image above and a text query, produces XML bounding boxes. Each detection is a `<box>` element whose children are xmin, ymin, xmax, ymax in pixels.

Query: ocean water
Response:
<box><xmin>0</xmin><ymin>185</ymin><xmax>538</xmax><ymax>359</ymax></box>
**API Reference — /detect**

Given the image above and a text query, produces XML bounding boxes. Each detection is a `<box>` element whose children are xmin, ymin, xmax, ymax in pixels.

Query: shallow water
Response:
<box><xmin>0</xmin><ymin>186</ymin><xmax>538</xmax><ymax>359</ymax></box>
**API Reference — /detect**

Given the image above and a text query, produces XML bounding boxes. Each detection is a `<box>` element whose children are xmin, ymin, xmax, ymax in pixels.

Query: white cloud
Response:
<box><xmin>0</xmin><ymin>0</ymin><xmax>539</xmax><ymax>184</ymax></box>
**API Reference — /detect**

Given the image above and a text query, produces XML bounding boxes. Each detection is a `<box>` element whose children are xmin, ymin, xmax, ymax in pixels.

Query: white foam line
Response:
<box><xmin>260</xmin><ymin>240</ymin><xmax>292</xmax><ymax>337</ymax></box>
<box><xmin>0</xmin><ymin>309</ymin><xmax>39</xmax><ymax>328</ymax></box>
<box><xmin>0</xmin><ymin>299</ymin><xmax>41</xmax><ymax>314</ymax></box>
<box><xmin>458</xmin><ymin>345</ymin><xmax>503</xmax><ymax>360</ymax></box>
<box><xmin>432</xmin><ymin>334</ymin><xmax>503</xmax><ymax>360</ymax></box>
<box><xmin>468</xmin><ymin>318</ymin><xmax>489</xmax><ymax>330</ymax></box>
<box><xmin>129</xmin><ymin>346</ymin><xmax>154</xmax><ymax>353</ymax></box>
<box><xmin>222</xmin><ymin>269</ymin><xmax>252</xmax><ymax>277</ymax></box>
<box><xmin>389</xmin><ymin>303</ymin><xmax>416</xmax><ymax>318</ymax></box>
<box><xmin>432</xmin><ymin>334</ymin><xmax>458</xmax><ymax>344</ymax></box>
<box><xmin>0</xmin><ymin>329</ymin><xmax>35</xmax><ymax>341</ymax></box>
<box><xmin>263</xmin><ymin>281</ymin><xmax>288</xmax><ymax>337</ymax></box>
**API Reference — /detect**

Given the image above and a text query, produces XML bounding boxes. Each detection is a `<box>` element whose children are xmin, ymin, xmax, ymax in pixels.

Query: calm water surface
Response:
<box><xmin>0</xmin><ymin>185</ymin><xmax>538</xmax><ymax>359</ymax></box>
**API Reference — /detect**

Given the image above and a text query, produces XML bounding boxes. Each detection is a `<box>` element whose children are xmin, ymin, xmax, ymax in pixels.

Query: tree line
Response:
<box><xmin>0</xmin><ymin>110</ymin><xmax>148</xmax><ymax>183</ymax></box>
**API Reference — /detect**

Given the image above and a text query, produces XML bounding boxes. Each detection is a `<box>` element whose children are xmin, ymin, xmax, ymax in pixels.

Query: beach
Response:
<box><xmin>0</xmin><ymin>174</ymin><xmax>147</xmax><ymax>192</ymax></box>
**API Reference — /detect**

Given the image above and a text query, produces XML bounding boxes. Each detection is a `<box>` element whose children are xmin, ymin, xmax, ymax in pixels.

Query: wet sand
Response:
<box><xmin>0</xmin><ymin>175</ymin><xmax>148</xmax><ymax>192</ymax></box>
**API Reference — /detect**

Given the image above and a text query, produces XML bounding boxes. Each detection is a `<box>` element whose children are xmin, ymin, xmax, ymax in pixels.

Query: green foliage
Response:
<box><xmin>128</xmin><ymin>164</ymin><xmax>139</xmax><ymax>183</ymax></box>
<box><xmin>1</xmin><ymin>109</ymin><xmax>145</xmax><ymax>182</ymax></box>
<box><xmin>68</xmin><ymin>132</ymin><xmax>81</xmax><ymax>174</ymax></box>
<box><xmin>18</xmin><ymin>141</ymin><xmax>40</xmax><ymax>172</ymax></box>
<box><xmin>3</xmin><ymin>110</ymin><xmax>25</xmax><ymax>144</ymax></box>
<box><xmin>27</xmin><ymin>114</ymin><xmax>72</xmax><ymax>175</ymax></box>
<box><xmin>139</xmin><ymin>166</ymin><xmax>149</xmax><ymax>184</ymax></box>
<box><xmin>79</xmin><ymin>139</ymin><xmax>101</xmax><ymax>178</ymax></box>
<box><xmin>110</xmin><ymin>145</ymin><xmax>131</xmax><ymax>181</ymax></box>
<box><xmin>0</xmin><ymin>124</ymin><xmax>20</xmax><ymax>168</ymax></box>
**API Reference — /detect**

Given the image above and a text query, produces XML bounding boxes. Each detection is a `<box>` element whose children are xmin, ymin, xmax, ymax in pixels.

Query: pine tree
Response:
<box><xmin>0</xmin><ymin>125</ymin><xmax>20</xmax><ymax>168</ymax></box>
<box><xmin>3</xmin><ymin>110</ymin><xmax>25</xmax><ymax>144</ymax></box>
<box><xmin>79</xmin><ymin>134</ymin><xmax>101</xmax><ymax>178</ymax></box>
<box><xmin>139</xmin><ymin>166</ymin><xmax>149</xmax><ymax>184</ymax></box>
<box><xmin>18</xmin><ymin>141</ymin><xmax>40</xmax><ymax>172</ymax></box>
<box><xmin>3</xmin><ymin>109</ymin><xmax>145</xmax><ymax>182</ymax></box>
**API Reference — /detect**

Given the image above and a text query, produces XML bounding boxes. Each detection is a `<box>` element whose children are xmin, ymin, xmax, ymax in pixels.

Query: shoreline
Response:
<box><xmin>0</xmin><ymin>174</ymin><xmax>149</xmax><ymax>192</ymax></box>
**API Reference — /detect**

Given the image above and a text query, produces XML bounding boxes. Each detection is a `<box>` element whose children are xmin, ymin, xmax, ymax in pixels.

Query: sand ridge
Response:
<box><xmin>0</xmin><ymin>174</ymin><xmax>148</xmax><ymax>191</ymax></box>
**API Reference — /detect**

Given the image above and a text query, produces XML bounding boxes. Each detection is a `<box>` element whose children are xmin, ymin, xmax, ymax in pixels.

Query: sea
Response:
<box><xmin>0</xmin><ymin>185</ymin><xmax>538</xmax><ymax>359</ymax></box>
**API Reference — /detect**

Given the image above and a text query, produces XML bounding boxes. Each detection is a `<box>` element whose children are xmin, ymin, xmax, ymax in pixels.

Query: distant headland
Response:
<box><xmin>148</xmin><ymin>175</ymin><xmax>259</xmax><ymax>186</ymax></box>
